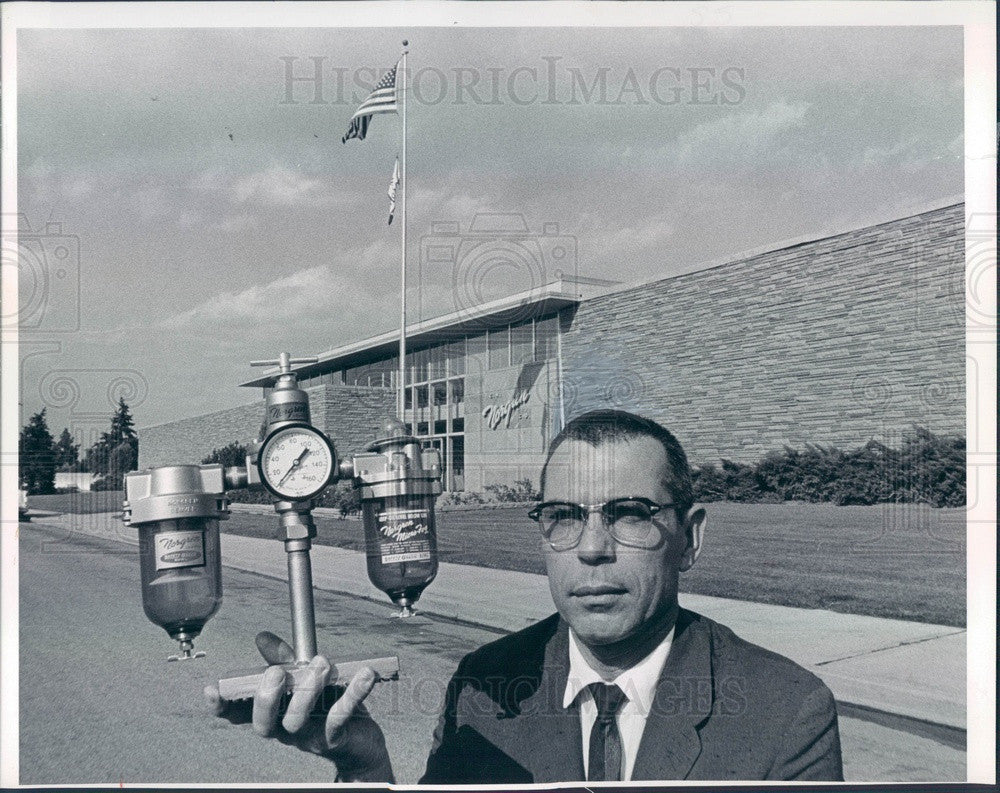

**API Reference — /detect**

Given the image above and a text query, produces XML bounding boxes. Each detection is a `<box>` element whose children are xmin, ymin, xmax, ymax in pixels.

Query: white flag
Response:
<box><xmin>387</xmin><ymin>157</ymin><xmax>400</xmax><ymax>225</ymax></box>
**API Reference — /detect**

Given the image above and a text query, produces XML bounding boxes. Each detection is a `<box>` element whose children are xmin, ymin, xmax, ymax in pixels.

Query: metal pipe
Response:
<box><xmin>285</xmin><ymin>540</ymin><xmax>318</xmax><ymax>662</ymax></box>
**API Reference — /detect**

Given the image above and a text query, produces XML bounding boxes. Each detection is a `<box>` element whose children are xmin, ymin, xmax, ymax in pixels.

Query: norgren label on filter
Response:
<box><xmin>377</xmin><ymin>508</ymin><xmax>431</xmax><ymax>564</ymax></box>
<box><xmin>154</xmin><ymin>530</ymin><xmax>206</xmax><ymax>571</ymax></box>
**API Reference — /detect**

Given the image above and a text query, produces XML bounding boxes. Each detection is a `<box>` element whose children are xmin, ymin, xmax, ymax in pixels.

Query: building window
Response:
<box><xmin>432</xmin><ymin>381</ymin><xmax>447</xmax><ymax>407</ymax></box>
<box><xmin>452</xmin><ymin>436</ymin><xmax>464</xmax><ymax>477</ymax></box>
<box><xmin>393</xmin><ymin>340</ymin><xmax>469</xmax><ymax>491</ymax></box>
<box><xmin>446</xmin><ymin>339</ymin><xmax>466</xmax><ymax>376</ymax></box>
<box><xmin>511</xmin><ymin>321</ymin><xmax>533</xmax><ymax>366</ymax></box>
<box><xmin>488</xmin><ymin>327</ymin><xmax>509</xmax><ymax>370</ymax></box>
<box><xmin>534</xmin><ymin>315</ymin><xmax>558</xmax><ymax>361</ymax></box>
<box><xmin>414</xmin><ymin>348</ymin><xmax>429</xmax><ymax>383</ymax></box>
<box><xmin>428</xmin><ymin>345</ymin><xmax>447</xmax><ymax>380</ymax></box>
<box><xmin>467</xmin><ymin>332</ymin><xmax>487</xmax><ymax>364</ymax></box>
<box><xmin>404</xmin><ymin>351</ymin><xmax>414</xmax><ymax>385</ymax></box>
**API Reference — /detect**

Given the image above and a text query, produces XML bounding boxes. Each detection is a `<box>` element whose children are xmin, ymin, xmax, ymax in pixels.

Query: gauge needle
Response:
<box><xmin>277</xmin><ymin>448</ymin><xmax>311</xmax><ymax>486</ymax></box>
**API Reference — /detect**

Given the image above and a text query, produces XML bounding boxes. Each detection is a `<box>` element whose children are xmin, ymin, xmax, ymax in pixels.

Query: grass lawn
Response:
<box><xmin>217</xmin><ymin>501</ymin><xmax>965</xmax><ymax>628</ymax></box>
<box><xmin>33</xmin><ymin>493</ymin><xmax>965</xmax><ymax>627</ymax></box>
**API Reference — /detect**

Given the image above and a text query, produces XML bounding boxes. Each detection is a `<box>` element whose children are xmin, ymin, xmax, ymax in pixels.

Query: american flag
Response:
<box><xmin>342</xmin><ymin>62</ymin><xmax>399</xmax><ymax>143</ymax></box>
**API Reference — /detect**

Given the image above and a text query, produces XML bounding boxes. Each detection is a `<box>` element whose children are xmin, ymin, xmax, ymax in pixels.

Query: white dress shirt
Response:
<box><xmin>562</xmin><ymin>626</ymin><xmax>675</xmax><ymax>781</ymax></box>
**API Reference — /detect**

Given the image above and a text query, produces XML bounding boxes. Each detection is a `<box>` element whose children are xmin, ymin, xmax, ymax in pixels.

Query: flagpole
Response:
<box><xmin>397</xmin><ymin>42</ymin><xmax>408</xmax><ymax>419</ymax></box>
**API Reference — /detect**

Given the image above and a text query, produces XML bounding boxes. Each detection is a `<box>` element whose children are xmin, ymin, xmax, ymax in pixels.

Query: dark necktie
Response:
<box><xmin>587</xmin><ymin>682</ymin><xmax>628</xmax><ymax>781</ymax></box>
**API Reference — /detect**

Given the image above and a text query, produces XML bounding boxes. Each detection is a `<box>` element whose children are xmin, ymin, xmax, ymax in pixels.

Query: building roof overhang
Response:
<box><xmin>240</xmin><ymin>278</ymin><xmax>612</xmax><ymax>387</ymax></box>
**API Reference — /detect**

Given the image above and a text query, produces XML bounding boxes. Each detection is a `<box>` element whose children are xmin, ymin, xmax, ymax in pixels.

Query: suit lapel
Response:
<box><xmin>631</xmin><ymin>609</ymin><xmax>714</xmax><ymax>780</ymax></box>
<box><xmin>515</xmin><ymin>617</ymin><xmax>585</xmax><ymax>782</ymax></box>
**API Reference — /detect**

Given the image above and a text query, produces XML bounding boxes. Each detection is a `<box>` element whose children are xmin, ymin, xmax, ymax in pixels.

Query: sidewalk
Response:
<box><xmin>33</xmin><ymin>511</ymin><xmax>966</xmax><ymax>732</ymax></box>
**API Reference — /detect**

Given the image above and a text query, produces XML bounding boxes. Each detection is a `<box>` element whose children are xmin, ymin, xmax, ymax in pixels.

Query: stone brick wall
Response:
<box><xmin>138</xmin><ymin>385</ymin><xmax>397</xmax><ymax>469</ymax></box>
<box><xmin>560</xmin><ymin>203</ymin><xmax>965</xmax><ymax>464</ymax></box>
<box><xmin>310</xmin><ymin>385</ymin><xmax>398</xmax><ymax>457</ymax></box>
<box><xmin>139</xmin><ymin>401</ymin><xmax>263</xmax><ymax>469</ymax></box>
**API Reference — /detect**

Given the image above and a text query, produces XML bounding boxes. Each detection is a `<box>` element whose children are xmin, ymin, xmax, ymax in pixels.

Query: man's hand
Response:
<box><xmin>204</xmin><ymin>631</ymin><xmax>395</xmax><ymax>783</ymax></box>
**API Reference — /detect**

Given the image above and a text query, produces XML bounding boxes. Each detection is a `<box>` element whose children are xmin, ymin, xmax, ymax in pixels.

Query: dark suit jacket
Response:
<box><xmin>420</xmin><ymin>608</ymin><xmax>843</xmax><ymax>782</ymax></box>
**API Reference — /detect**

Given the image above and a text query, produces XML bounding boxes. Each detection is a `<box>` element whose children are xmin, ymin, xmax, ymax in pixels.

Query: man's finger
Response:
<box><xmin>282</xmin><ymin>655</ymin><xmax>330</xmax><ymax>734</ymax></box>
<box><xmin>252</xmin><ymin>665</ymin><xmax>288</xmax><ymax>737</ymax></box>
<box><xmin>255</xmin><ymin>631</ymin><xmax>296</xmax><ymax>666</ymax></box>
<box><xmin>325</xmin><ymin>666</ymin><xmax>377</xmax><ymax>748</ymax></box>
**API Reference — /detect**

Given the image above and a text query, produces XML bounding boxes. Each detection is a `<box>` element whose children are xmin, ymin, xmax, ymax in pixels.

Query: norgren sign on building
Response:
<box><xmin>482</xmin><ymin>388</ymin><xmax>530</xmax><ymax>430</ymax></box>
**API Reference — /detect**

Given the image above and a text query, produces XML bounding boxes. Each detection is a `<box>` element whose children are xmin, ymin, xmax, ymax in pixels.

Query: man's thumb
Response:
<box><xmin>255</xmin><ymin>631</ymin><xmax>296</xmax><ymax>665</ymax></box>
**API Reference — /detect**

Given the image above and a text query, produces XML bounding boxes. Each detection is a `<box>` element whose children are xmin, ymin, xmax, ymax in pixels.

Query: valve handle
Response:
<box><xmin>250</xmin><ymin>353</ymin><xmax>319</xmax><ymax>374</ymax></box>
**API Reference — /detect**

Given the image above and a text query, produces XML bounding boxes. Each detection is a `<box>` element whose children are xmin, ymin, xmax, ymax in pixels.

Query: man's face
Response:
<box><xmin>541</xmin><ymin>436</ymin><xmax>699</xmax><ymax>648</ymax></box>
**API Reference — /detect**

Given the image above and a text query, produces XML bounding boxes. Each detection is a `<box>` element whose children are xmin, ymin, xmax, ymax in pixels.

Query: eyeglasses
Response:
<box><xmin>527</xmin><ymin>497</ymin><xmax>675</xmax><ymax>551</ymax></box>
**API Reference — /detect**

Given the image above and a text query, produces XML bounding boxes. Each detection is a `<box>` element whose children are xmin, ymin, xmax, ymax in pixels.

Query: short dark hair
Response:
<box><xmin>539</xmin><ymin>409</ymin><xmax>694</xmax><ymax>517</ymax></box>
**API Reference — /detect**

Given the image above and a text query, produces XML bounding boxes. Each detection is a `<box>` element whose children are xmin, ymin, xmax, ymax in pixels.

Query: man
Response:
<box><xmin>207</xmin><ymin>409</ymin><xmax>843</xmax><ymax>782</ymax></box>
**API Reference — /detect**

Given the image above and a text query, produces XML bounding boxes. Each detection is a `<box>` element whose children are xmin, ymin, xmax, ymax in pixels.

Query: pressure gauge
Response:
<box><xmin>258</xmin><ymin>423</ymin><xmax>337</xmax><ymax>501</ymax></box>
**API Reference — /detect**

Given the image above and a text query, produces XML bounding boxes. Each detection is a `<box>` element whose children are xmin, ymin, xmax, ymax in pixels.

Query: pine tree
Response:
<box><xmin>108</xmin><ymin>397</ymin><xmax>137</xmax><ymax>447</ymax></box>
<box><xmin>54</xmin><ymin>428</ymin><xmax>81</xmax><ymax>470</ymax></box>
<box><xmin>19</xmin><ymin>410</ymin><xmax>56</xmax><ymax>495</ymax></box>
<box><xmin>84</xmin><ymin>398</ymin><xmax>140</xmax><ymax>489</ymax></box>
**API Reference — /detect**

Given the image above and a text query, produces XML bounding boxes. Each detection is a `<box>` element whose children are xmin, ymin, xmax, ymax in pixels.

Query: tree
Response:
<box><xmin>202</xmin><ymin>441</ymin><xmax>251</xmax><ymax>468</ymax></box>
<box><xmin>85</xmin><ymin>398</ymin><xmax>140</xmax><ymax>490</ymax></box>
<box><xmin>54</xmin><ymin>428</ymin><xmax>80</xmax><ymax>470</ymax></box>
<box><xmin>19</xmin><ymin>409</ymin><xmax>56</xmax><ymax>495</ymax></box>
<box><xmin>107</xmin><ymin>397</ymin><xmax>137</xmax><ymax>447</ymax></box>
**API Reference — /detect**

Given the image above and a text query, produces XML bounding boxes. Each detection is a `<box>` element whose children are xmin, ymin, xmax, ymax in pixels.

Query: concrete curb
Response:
<box><xmin>26</xmin><ymin>512</ymin><xmax>966</xmax><ymax>734</ymax></box>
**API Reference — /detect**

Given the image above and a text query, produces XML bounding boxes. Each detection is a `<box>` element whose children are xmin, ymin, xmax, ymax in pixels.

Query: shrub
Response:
<box><xmin>436</xmin><ymin>490</ymin><xmax>486</xmax><ymax>508</ymax></box>
<box><xmin>201</xmin><ymin>441</ymin><xmax>252</xmax><ymax>468</ymax></box>
<box><xmin>224</xmin><ymin>484</ymin><xmax>271</xmax><ymax>504</ymax></box>
<box><xmin>223</xmin><ymin>479</ymin><xmax>363</xmax><ymax>514</ymax></box>
<box><xmin>482</xmin><ymin>478</ymin><xmax>540</xmax><ymax>503</ymax></box>
<box><xmin>325</xmin><ymin>483</ymin><xmax>361</xmax><ymax>516</ymax></box>
<box><xmin>691</xmin><ymin>427</ymin><xmax>964</xmax><ymax>508</ymax></box>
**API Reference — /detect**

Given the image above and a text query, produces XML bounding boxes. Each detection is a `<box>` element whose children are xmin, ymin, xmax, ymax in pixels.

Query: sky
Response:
<box><xmin>16</xmin><ymin>24</ymin><xmax>964</xmax><ymax>440</ymax></box>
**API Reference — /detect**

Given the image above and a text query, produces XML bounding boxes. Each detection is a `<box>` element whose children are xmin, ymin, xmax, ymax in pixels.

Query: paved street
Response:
<box><xmin>20</xmin><ymin>523</ymin><xmax>467</xmax><ymax>784</ymax></box>
<box><xmin>19</xmin><ymin>522</ymin><xmax>964</xmax><ymax>784</ymax></box>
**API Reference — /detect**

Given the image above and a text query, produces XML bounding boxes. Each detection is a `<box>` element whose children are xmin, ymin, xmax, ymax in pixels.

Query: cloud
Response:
<box><xmin>673</xmin><ymin>100</ymin><xmax>813</xmax><ymax>166</ymax></box>
<box><xmin>159</xmin><ymin>234</ymin><xmax>399</xmax><ymax>334</ymax></box>
<box><xmin>160</xmin><ymin>265</ymin><xmax>337</xmax><ymax>329</ymax></box>
<box><xmin>21</xmin><ymin>158</ymin><xmax>94</xmax><ymax>207</ymax></box>
<box><xmin>229</xmin><ymin>165</ymin><xmax>333</xmax><ymax>207</ymax></box>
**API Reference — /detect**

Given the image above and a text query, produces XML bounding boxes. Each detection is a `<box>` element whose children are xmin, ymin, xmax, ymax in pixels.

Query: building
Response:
<box><xmin>54</xmin><ymin>471</ymin><xmax>100</xmax><ymax>492</ymax></box>
<box><xmin>139</xmin><ymin>201</ymin><xmax>965</xmax><ymax>492</ymax></box>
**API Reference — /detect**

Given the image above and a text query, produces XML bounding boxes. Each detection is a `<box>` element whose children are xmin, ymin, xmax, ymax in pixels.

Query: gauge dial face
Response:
<box><xmin>258</xmin><ymin>425</ymin><xmax>335</xmax><ymax>500</ymax></box>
